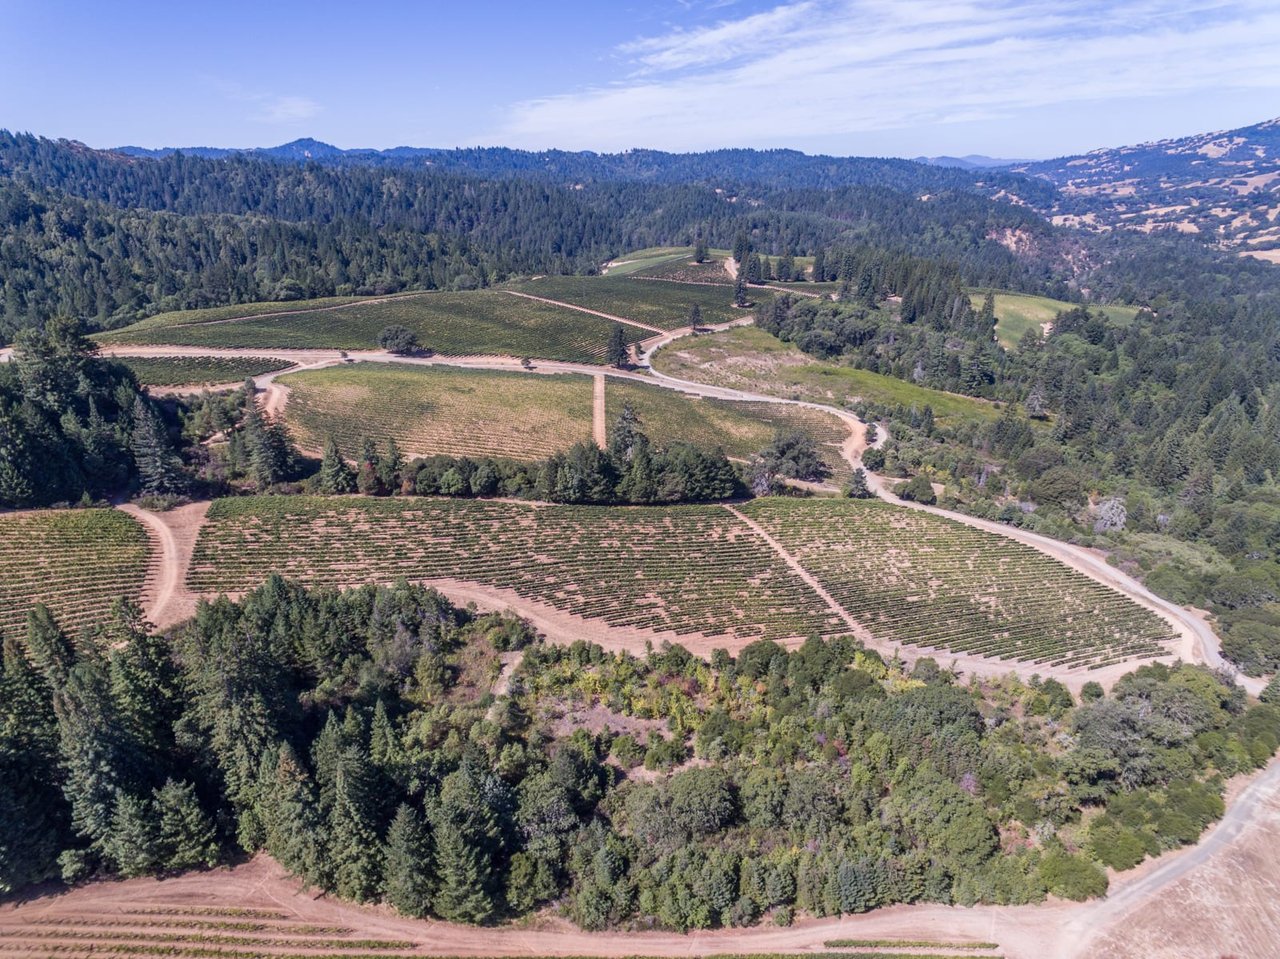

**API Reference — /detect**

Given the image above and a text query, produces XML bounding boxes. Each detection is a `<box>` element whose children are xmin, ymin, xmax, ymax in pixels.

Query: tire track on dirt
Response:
<box><xmin>721</xmin><ymin>503</ymin><xmax>874</xmax><ymax>644</ymax></box>
<box><xmin>502</xmin><ymin>289</ymin><xmax>666</xmax><ymax>334</ymax></box>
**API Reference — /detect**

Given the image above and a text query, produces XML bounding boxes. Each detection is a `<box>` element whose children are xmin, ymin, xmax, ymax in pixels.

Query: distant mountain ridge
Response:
<box><xmin>1012</xmin><ymin>117</ymin><xmax>1280</xmax><ymax>258</ymax></box>
<box><xmin>106</xmin><ymin>138</ymin><xmax>1055</xmax><ymax>200</ymax></box>
<box><xmin>914</xmin><ymin>154</ymin><xmax>1029</xmax><ymax>170</ymax></box>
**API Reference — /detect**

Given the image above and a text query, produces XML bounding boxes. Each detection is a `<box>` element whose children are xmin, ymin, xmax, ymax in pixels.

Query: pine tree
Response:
<box><xmin>979</xmin><ymin>291</ymin><xmax>996</xmax><ymax>330</ymax></box>
<box><xmin>378</xmin><ymin>438</ymin><xmax>403</xmax><ymax>492</ymax></box>
<box><xmin>330</xmin><ymin>759</ymin><xmax>383</xmax><ymax>902</ymax></box>
<box><xmin>605</xmin><ymin>325</ymin><xmax>628</xmax><ymax>368</ymax></box>
<box><xmin>608</xmin><ymin>403</ymin><xmax>644</xmax><ymax>461</ymax></box>
<box><xmin>241</xmin><ymin>400</ymin><xmax>295</xmax><ymax>488</ymax></box>
<box><xmin>318</xmin><ymin>436</ymin><xmax>356</xmax><ymax>494</ymax></box>
<box><xmin>154</xmin><ymin>779</ymin><xmax>218</xmax><ymax>871</ymax></box>
<box><xmin>812</xmin><ymin>247</ymin><xmax>826</xmax><ymax>282</ymax></box>
<box><xmin>693</xmin><ymin>235</ymin><xmax>708</xmax><ymax>264</ymax></box>
<box><xmin>107</xmin><ymin>791</ymin><xmax>160</xmax><ymax>877</ymax></box>
<box><xmin>0</xmin><ymin>632</ymin><xmax>66</xmax><ymax>892</ymax></box>
<box><xmin>428</xmin><ymin>767</ymin><xmax>501</xmax><ymax>923</ymax></box>
<box><xmin>733</xmin><ymin>273</ymin><xmax>748</xmax><ymax>308</ymax></box>
<box><xmin>25</xmin><ymin>604</ymin><xmax>75</xmax><ymax>689</ymax></box>
<box><xmin>383</xmin><ymin>803</ymin><xmax>435</xmax><ymax>918</ymax></box>
<box><xmin>732</xmin><ymin>233</ymin><xmax>750</xmax><ymax>267</ymax></box>
<box><xmin>129</xmin><ymin>396</ymin><xmax>186</xmax><ymax>496</ymax></box>
<box><xmin>262</xmin><ymin>743</ymin><xmax>329</xmax><ymax>887</ymax></box>
<box><xmin>429</xmin><ymin>812</ymin><xmax>496</xmax><ymax>923</ymax></box>
<box><xmin>688</xmin><ymin>303</ymin><xmax>703</xmax><ymax>330</ymax></box>
<box><xmin>843</xmin><ymin>468</ymin><xmax>872</xmax><ymax>499</ymax></box>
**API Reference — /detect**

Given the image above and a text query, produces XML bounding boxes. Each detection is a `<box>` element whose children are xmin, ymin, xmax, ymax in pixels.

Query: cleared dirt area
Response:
<box><xmin>116</xmin><ymin>501</ymin><xmax>210</xmax><ymax>630</ymax></box>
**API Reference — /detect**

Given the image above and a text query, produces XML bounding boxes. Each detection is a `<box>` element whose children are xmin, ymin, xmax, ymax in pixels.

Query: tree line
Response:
<box><xmin>3</xmin><ymin>578</ymin><xmax>1276</xmax><ymax>925</ymax></box>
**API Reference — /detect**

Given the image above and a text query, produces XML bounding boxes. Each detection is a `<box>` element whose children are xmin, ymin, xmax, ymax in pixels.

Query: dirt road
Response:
<box><xmin>95</xmin><ymin>322</ymin><xmax>1233</xmax><ymax>691</ymax></box>
<box><xmin>593</xmin><ymin>373</ymin><xmax>607</xmax><ymax>447</ymax></box>
<box><xmin>503</xmin><ymin>289</ymin><xmax>666</xmax><ymax>334</ymax></box>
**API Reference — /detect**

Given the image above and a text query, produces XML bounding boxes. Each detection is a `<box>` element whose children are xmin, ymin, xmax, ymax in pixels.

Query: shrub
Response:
<box><xmin>377</xmin><ymin>325</ymin><xmax>420</xmax><ymax>355</ymax></box>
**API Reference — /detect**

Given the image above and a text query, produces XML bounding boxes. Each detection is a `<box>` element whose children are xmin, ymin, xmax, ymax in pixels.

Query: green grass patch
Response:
<box><xmin>103</xmin><ymin>295</ymin><xmax>369</xmax><ymax>334</ymax></box>
<box><xmin>509</xmin><ymin>274</ymin><xmax>756</xmax><ymax>329</ymax></box>
<box><xmin>971</xmin><ymin>290</ymin><xmax>1139</xmax><ymax>349</ymax></box>
<box><xmin>98</xmin><ymin>291</ymin><xmax>647</xmax><ymax>364</ymax></box>
<box><xmin>603</xmin><ymin>247</ymin><xmax>694</xmax><ymax>275</ymax></box>
<box><xmin>654</xmin><ymin>325</ymin><xmax>1001</xmax><ymax>425</ymax></box>
<box><xmin>118</xmin><ymin>355</ymin><xmax>291</xmax><ymax>387</ymax></box>
<box><xmin>0</xmin><ymin>509</ymin><xmax>152</xmax><ymax>641</ymax></box>
<box><xmin>280</xmin><ymin>363</ymin><xmax>595</xmax><ymax>460</ymax></box>
<box><xmin>605</xmin><ymin>378</ymin><xmax>853</xmax><ymax>481</ymax></box>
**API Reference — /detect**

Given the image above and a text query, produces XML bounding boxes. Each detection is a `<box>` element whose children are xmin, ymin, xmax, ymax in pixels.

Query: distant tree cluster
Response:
<box><xmin>313</xmin><ymin>405</ymin><xmax>743</xmax><ymax>506</ymax></box>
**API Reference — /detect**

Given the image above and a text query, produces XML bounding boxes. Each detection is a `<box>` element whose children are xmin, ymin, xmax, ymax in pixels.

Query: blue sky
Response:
<box><xmin>3</xmin><ymin>0</ymin><xmax>1279</xmax><ymax>159</ymax></box>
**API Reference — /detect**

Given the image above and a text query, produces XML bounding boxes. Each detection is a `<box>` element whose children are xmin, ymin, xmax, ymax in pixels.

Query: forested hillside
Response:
<box><xmin>0</xmin><ymin>132</ymin><xmax>1068</xmax><ymax>340</ymax></box>
<box><xmin>112</xmin><ymin>137</ymin><xmax>1058</xmax><ymax>200</ymax></box>
<box><xmin>5</xmin><ymin>578</ymin><xmax>1275</xmax><ymax>920</ymax></box>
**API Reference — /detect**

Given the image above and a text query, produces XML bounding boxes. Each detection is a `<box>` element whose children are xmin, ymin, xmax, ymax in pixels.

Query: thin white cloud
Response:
<box><xmin>621</xmin><ymin>3</ymin><xmax>816</xmax><ymax>73</ymax></box>
<box><xmin>251</xmin><ymin>95</ymin><xmax>322</xmax><ymax>124</ymax></box>
<box><xmin>490</xmin><ymin>0</ymin><xmax>1280</xmax><ymax>152</ymax></box>
<box><xmin>207</xmin><ymin>79</ymin><xmax>322</xmax><ymax>126</ymax></box>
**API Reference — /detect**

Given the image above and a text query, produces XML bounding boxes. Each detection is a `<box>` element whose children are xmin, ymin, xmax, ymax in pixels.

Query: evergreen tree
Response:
<box><xmin>430</xmin><ymin>812</ymin><xmax>497</xmax><ymax>923</ymax></box>
<box><xmin>154</xmin><ymin>779</ymin><xmax>218</xmax><ymax>871</ymax></box>
<box><xmin>383</xmin><ymin>803</ymin><xmax>435</xmax><ymax>918</ymax></box>
<box><xmin>606</xmin><ymin>325</ymin><xmax>629</xmax><ymax>368</ymax></box>
<box><xmin>318</xmin><ymin>436</ymin><xmax>356</xmax><ymax>494</ymax></box>
<box><xmin>843</xmin><ymin>468</ymin><xmax>873</xmax><ymax>499</ymax></box>
<box><xmin>241</xmin><ymin>399</ymin><xmax>295</xmax><ymax>488</ymax></box>
<box><xmin>107</xmin><ymin>791</ymin><xmax>160</xmax><ymax>877</ymax></box>
<box><xmin>378</xmin><ymin>438</ymin><xmax>403</xmax><ymax>491</ymax></box>
<box><xmin>0</xmin><ymin>632</ymin><xmax>66</xmax><ymax>892</ymax></box>
<box><xmin>732</xmin><ymin>232</ymin><xmax>750</xmax><ymax>267</ymax></box>
<box><xmin>734</xmin><ymin>273</ymin><xmax>748</xmax><ymax>308</ymax></box>
<box><xmin>262</xmin><ymin>743</ymin><xmax>329</xmax><ymax>887</ymax></box>
<box><xmin>330</xmin><ymin>762</ymin><xmax>383</xmax><ymax>902</ymax></box>
<box><xmin>688</xmin><ymin>303</ymin><xmax>703</xmax><ymax>330</ymax></box>
<box><xmin>129</xmin><ymin>396</ymin><xmax>186</xmax><ymax>496</ymax></box>
<box><xmin>693</xmin><ymin>235</ymin><xmax>708</xmax><ymax>264</ymax></box>
<box><xmin>812</xmin><ymin>247</ymin><xmax>826</xmax><ymax>282</ymax></box>
<box><xmin>979</xmin><ymin>291</ymin><xmax>996</xmax><ymax>330</ymax></box>
<box><xmin>608</xmin><ymin>403</ymin><xmax>644</xmax><ymax>461</ymax></box>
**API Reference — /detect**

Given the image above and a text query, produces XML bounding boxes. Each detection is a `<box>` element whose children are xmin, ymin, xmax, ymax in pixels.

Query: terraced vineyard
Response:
<box><xmin>188</xmin><ymin>497</ymin><xmax>844</xmax><ymax>644</ymax></box>
<box><xmin>0</xmin><ymin>894</ymin><xmax>1003</xmax><ymax>959</ymax></box>
<box><xmin>605</xmin><ymin>379</ymin><xmax>854</xmax><ymax>482</ymax></box>
<box><xmin>280</xmin><ymin>363</ymin><xmax>595</xmax><ymax>460</ymax></box>
<box><xmin>630</xmin><ymin>255</ymin><xmax>734</xmax><ymax>285</ymax></box>
<box><xmin>98</xmin><ymin>290</ymin><xmax>648</xmax><ymax>363</ymax></box>
<box><xmin>0</xmin><ymin>509</ymin><xmax>153</xmax><ymax>641</ymax></box>
<box><xmin>0</xmin><ymin>904</ymin><xmax>422</xmax><ymax>957</ymax></box>
<box><xmin>118</xmin><ymin>355</ymin><xmax>291</xmax><ymax>387</ymax></box>
<box><xmin>510</xmin><ymin>273</ymin><xmax>754</xmax><ymax>328</ymax></box>
<box><xmin>742</xmin><ymin>498</ymin><xmax>1178</xmax><ymax>670</ymax></box>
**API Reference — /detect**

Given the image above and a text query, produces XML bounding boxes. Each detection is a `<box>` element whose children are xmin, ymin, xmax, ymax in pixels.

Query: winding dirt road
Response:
<box><xmin>8</xmin><ymin>310</ymin><xmax>1280</xmax><ymax>956</ymax></box>
<box><xmin>95</xmin><ymin>315</ymin><xmax>1246</xmax><ymax>692</ymax></box>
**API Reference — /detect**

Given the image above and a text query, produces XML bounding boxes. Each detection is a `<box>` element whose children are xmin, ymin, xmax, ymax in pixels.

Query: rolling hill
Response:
<box><xmin>1015</xmin><ymin>117</ymin><xmax>1280</xmax><ymax>259</ymax></box>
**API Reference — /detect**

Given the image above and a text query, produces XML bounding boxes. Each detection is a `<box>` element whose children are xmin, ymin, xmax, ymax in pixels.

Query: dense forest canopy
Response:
<box><xmin>4</xmin><ymin>578</ymin><xmax>1276</xmax><ymax>922</ymax></box>
<box><xmin>0</xmin><ymin>132</ymin><xmax>1149</xmax><ymax>341</ymax></box>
